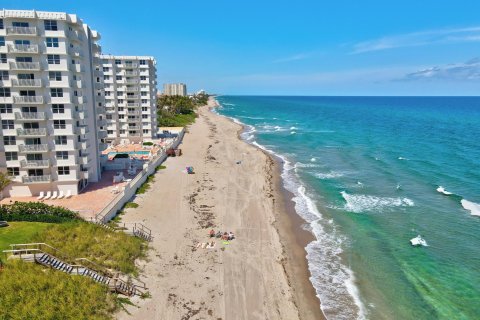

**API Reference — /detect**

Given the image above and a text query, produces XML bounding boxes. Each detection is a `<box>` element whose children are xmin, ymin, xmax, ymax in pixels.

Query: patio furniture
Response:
<box><xmin>43</xmin><ymin>191</ymin><xmax>52</xmax><ymax>200</ymax></box>
<box><xmin>37</xmin><ymin>191</ymin><xmax>45</xmax><ymax>200</ymax></box>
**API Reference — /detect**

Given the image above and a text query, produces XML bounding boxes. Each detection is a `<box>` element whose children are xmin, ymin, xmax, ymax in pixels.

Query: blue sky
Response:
<box><xmin>4</xmin><ymin>0</ymin><xmax>480</xmax><ymax>95</ymax></box>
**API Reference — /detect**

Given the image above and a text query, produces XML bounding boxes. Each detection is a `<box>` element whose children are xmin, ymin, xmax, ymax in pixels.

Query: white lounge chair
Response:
<box><xmin>37</xmin><ymin>191</ymin><xmax>45</xmax><ymax>200</ymax></box>
<box><xmin>57</xmin><ymin>191</ymin><xmax>64</xmax><ymax>199</ymax></box>
<box><xmin>43</xmin><ymin>191</ymin><xmax>52</xmax><ymax>200</ymax></box>
<box><xmin>65</xmin><ymin>190</ymin><xmax>72</xmax><ymax>199</ymax></box>
<box><xmin>51</xmin><ymin>191</ymin><xmax>58</xmax><ymax>200</ymax></box>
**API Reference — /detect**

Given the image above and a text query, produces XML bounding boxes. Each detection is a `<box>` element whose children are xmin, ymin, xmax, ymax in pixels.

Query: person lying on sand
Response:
<box><xmin>209</xmin><ymin>229</ymin><xmax>215</xmax><ymax>237</ymax></box>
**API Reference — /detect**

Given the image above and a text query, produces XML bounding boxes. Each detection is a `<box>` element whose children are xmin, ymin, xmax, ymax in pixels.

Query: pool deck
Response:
<box><xmin>0</xmin><ymin>170</ymin><xmax>136</xmax><ymax>220</ymax></box>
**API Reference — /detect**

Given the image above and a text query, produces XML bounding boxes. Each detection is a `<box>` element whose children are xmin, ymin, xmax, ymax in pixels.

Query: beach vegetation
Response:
<box><xmin>0</xmin><ymin>202</ymin><xmax>79</xmax><ymax>223</ymax></box>
<box><xmin>157</xmin><ymin>93</ymin><xmax>208</xmax><ymax>127</ymax></box>
<box><xmin>124</xmin><ymin>202</ymin><xmax>139</xmax><ymax>209</ymax></box>
<box><xmin>0</xmin><ymin>221</ymin><xmax>51</xmax><ymax>251</ymax></box>
<box><xmin>136</xmin><ymin>174</ymin><xmax>155</xmax><ymax>195</ymax></box>
<box><xmin>0</xmin><ymin>172</ymin><xmax>11</xmax><ymax>196</ymax></box>
<box><xmin>0</xmin><ymin>260</ymin><xmax>117</xmax><ymax>320</ymax></box>
<box><xmin>32</xmin><ymin>221</ymin><xmax>146</xmax><ymax>275</ymax></box>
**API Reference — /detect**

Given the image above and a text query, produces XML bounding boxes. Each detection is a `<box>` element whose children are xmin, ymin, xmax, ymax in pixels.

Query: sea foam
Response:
<box><xmin>461</xmin><ymin>199</ymin><xmax>480</xmax><ymax>217</ymax></box>
<box><xmin>436</xmin><ymin>186</ymin><xmax>453</xmax><ymax>195</ymax></box>
<box><xmin>341</xmin><ymin>191</ymin><xmax>414</xmax><ymax>213</ymax></box>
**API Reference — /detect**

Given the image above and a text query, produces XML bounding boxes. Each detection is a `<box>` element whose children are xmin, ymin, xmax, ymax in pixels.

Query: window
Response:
<box><xmin>47</xmin><ymin>54</ymin><xmax>60</xmax><ymax>64</ymax></box>
<box><xmin>104</xmin><ymin>75</ymin><xmax>110</xmax><ymax>81</ymax></box>
<box><xmin>0</xmin><ymin>37</ymin><xmax>5</xmax><ymax>47</ymax></box>
<box><xmin>117</xmin><ymin>99</ymin><xmax>124</xmax><ymax>104</ymax></box>
<box><xmin>26</xmin><ymin>154</ymin><xmax>42</xmax><ymax>161</ymax></box>
<box><xmin>104</xmin><ymin>91</ymin><xmax>111</xmax><ymax>96</ymax></box>
<box><xmin>141</xmin><ymin>91</ymin><xmax>147</xmax><ymax>96</ymax></box>
<box><xmin>116</xmin><ymin>76</ymin><xmax>122</xmax><ymax>81</ymax></box>
<box><xmin>18</xmin><ymin>73</ymin><xmax>34</xmax><ymax>80</ymax></box>
<box><xmin>13</xmin><ymin>22</ymin><xmax>29</xmax><ymax>27</ymax></box>
<box><xmin>0</xmin><ymin>104</ymin><xmax>12</xmax><ymax>113</ymax></box>
<box><xmin>22</xmin><ymin>106</ymin><xmax>37</xmax><ymax>113</ymax></box>
<box><xmin>55</xmin><ymin>136</ymin><xmax>67</xmax><ymax>145</ymax></box>
<box><xmin>56</xmin><ymin>151</ymin><xmax>68</xmax><ymax>160</ymax></box>
<box><xmin>3</xmin><ymin>136</ymin><xmax>16</xmax><ymax>145</ymax></box>
<box><xmin>0</xmin><ymin>19</ymin><xmax>3</xmax><ymax>29</ymax></box>
<box><xmin>143</xmin><ymin>129</ymin><xmax>149</xmax><ymax>134</ymax></box>
<box><xmin>118</xmin><ymin>107</ymin><xmax>124</xmax><ymax>112</ymax></box>
<box><xmin>141</xmin><ymin>99</ymin><xmax>148</xmax><ymax>104</ymax></box>
<box><xmin>140</xmin><ymin>76</ymin><xmax>146</xmax><ymax>81</ymax></box>
<box><xmin>49</xmin><ymin>71</ymin><xmax>62</xmax><ymax>81</ymax></box>
<box><xmin>139</xmin><ymin>60</ymin><xmax>146</xmax><ymax>65</ymax></box>
<box><xmin>7</xmin><ymin>167</ymin><xmax>19</xmax><ymax>177</ymax></box>
<box><xmin>0</xmin><ymin>54</ymin><xmax>6</xmax><ymax>63</ymax></box>
<box><xmin>2</xmin><ymin>120</ymin><xmax>14</xmax><ymax>129</ymax></box>
<box><xmin>50</xmin><ymin>88</ymin><xmax>63</xmax><ymax>97</ymax></box>
<box><xmin>19</xmin><ymin>90</ymin><xmax>35</xmax><ymax>97</ymax></box>
<box><xmin>28</xmin><ymin>169</ymin><xmax>43</xmax><ymax>176</ymax></box>
<box><xmin>103</xmin><ymin>67</ymin><xmax>109</xmax><ymax>72</ymax></box>
<box><xmin>107</xmin><ymin>130</ymin><xmax>113</xmax><ymax>134</ymax></box>
<box><xmin>14</xmin><ymin>40</ymin><xmax>30</xmax><ymax>45</ymax></box>
<box><xmin>0</xmin><ymin>71</ymin><xmax>8</xmax><ymax>80</ymax></box>
<box><xmin>142</xmin><ymin>114</ymin><xmax>148</xmax><ymax>119</ymax></box>
<box><xmin>5</xmin><ymin>152</ymin><xmax>18</xmax><ymax>161</ymax></box>
<box><xmin>115</xmin><ymin>60</ymin><xmax>121</xmax><ymax>65</ymax></box>
<box><xmin>118</xmin><ymin>115</ymin><xmax>125</xmax><ymax>120</ymax></box>
<box><xmin>46</xmin><ymin>37</ymin><xmax>59</xmax><ymax>48</ymax></box>
<box><xmin>0</xmin><ymin>88</ymin><xmax>10</xmax><ymax>97</ymax></box>
<box><xmin>142</xmin><ymin>107</ymin><xmax>148</xmax><ymax>112</ymax></box>
<box><xmin>44</xmin><ymin>20</ymin><xmax>58</xmax><ymax>31</ymax></box>
<box><xmin>120</xmin><ymin>130</ymin><xmax>126</xmax><ymax>134</ymax></box>
<box><xmin>52</xmin><ymin>104</ymin><xmax>65</xmax><ymax>113</ymax></box>
<box><xmin>58</xmin><ymin>166</ymin><xmax>70</xmax><ymax>175</ymax></box>
<box><xmin>16</xmin><ymin>57</ymin><xmax>33</xmax><ymax>63</ymax></box>
<box><xmin>53</xmin><ymin>120</ymin><xmax>66</xmax><ymax>129</ymax></box>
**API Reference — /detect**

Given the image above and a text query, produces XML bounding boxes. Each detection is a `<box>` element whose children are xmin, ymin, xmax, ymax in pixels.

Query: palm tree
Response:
<box><xmin>0</xmin><ymin>172</ymin><xmax>11</xmax><ymax>200</ymax></box>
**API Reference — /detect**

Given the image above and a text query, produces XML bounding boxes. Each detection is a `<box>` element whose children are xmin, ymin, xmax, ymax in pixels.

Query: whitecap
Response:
<box><xmin>290</xmin><ymin>126</ymin><xmax>298</xmax><ymax>130</ymax></box>
<box><xmin>290</xmin><ymin>131</ymin><xmax>296</xmax><ymax>134</ymax></box>
<box><xmin>398</xmin><ymin>157</ymin><xmax>409</xmax><ymax>161</ymax></box>
<box><xmin>341</xmin><ymin>191</ymin><xmax>415</xmax><ymax>213</ymax></box>
<box><xmin>315</xmin><ymin>171</ymin><xmax>345</xmax><ymax>180</ymax></box>
<box><xmin>436</xmin><ymin>186</ymin><xmax>453</xmax><ymax>195</ymax></box>
<box><xmin>311</xmin><ymin>157</ymin><xmax>316</xmax><ymax>162</ymax></box>
<box><xmin>461</xmin><ymin>199</ymin><xmax>480</xmax><ymax>217</ymax></box>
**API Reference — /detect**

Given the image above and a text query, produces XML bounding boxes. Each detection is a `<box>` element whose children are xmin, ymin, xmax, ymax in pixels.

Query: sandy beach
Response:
<box><xmin>117</xmin><ymin>97</ymin><xmax>324</xmax><ymax>320</ymax></box>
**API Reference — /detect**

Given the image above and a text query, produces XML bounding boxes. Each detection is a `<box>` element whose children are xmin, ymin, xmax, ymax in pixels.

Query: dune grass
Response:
<box><xmin>32</xmin><ymin>221</ymin><xmax>147</xmax><ymax>275</ymax></box>
<box><xmin>0</xmin><ymin>221</ymin><xmax>51</xmax><ymax>251</ymax></box>
<box><xmin>0</xmin><ymin>260</ymin><xmax>116</xmax><ymax>320</ymax></box>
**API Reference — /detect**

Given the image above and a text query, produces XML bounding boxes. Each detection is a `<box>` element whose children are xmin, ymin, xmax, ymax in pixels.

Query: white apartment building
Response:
<box><xmin>163</xmin><ymin>83</ymin><xmax>187</xmax><ymax>96</ymax></box>
<box><xmin>0</xmin><ymin>10</ymin><xmax>106</xmax><ymax>197</ymax></box>
<box><xmin>100</xmin><ymin>55</ymin><xmax>157</xmax><ymax>143</ymax></box>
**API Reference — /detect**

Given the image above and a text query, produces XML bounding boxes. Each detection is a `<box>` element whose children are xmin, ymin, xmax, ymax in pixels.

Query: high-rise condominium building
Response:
<box><xmin>0</xmin><ymin>9</ymin><xmax>107</xmax><ymax>197</ymax></box>
<box><xmin>100</xmin><ymin>55</ymin><xmax>157</xmax><ymax>143</ymax></box>
<box><xmin>163</xmin><ymin>83</ymin><xmax>187</xmax><ymax>96</ymax></box>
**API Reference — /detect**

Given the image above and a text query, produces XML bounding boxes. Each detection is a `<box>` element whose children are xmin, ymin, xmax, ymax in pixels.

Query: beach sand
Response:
<box><xmin>117</xmin><ymin>97</ymin><xmax>324</xmax><ymax>319</ymax></box>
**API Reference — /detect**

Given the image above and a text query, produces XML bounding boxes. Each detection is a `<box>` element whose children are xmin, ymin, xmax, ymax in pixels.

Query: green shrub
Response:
<box><xmin>155</xmin><ymin>165</ymin><xmax>166</xmax><ymax>171</ymax></box>
<box><xmin>142</xmin><ymin>142</ymin><xmax>153</xmax><ymax>146</ymax></box>
<box><xmin>0</xmin><ymin>260</ymin><xmax>117</xmax><ymax>319</ymax></box>
<box><xmin>124</xmin><ymin>202</ymin><xmax>139</xmax><ymax>209</ymax></box>
<box><xmin>0</xmin><ymin>202</ymin><xmax>78</xmax><ymax>223</ymax></box>
<box><xmin>136</xmin><ymin>175</ymin><xmax>155</xmax><ymax>195</ymax></box>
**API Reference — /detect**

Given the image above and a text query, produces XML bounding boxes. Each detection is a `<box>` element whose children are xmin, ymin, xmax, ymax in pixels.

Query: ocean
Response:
<box><xmin>214</xmin><ymin>96</ymin><xmax>480</xmax><ymax>320</ymax></box>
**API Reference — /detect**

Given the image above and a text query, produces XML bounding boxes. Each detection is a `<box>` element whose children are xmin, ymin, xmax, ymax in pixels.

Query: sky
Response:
<box><xmin>4</xmin><ymin>0</ymin><xmax>480</xmax><ymax>95</ymax></box>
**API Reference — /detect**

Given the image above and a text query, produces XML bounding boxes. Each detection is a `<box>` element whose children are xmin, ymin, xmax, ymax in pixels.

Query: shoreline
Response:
<box><xmin>211</xmin><ymin>99</ymin><xmax>325</xmax><ymax>319</ymax></box>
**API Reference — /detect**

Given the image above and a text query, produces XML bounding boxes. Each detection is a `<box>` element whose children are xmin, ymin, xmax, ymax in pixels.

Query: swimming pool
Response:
<box><xmin>107</xmin><ymin>151</ymin><xmax>150</xmax><ymax>156</ymax></box>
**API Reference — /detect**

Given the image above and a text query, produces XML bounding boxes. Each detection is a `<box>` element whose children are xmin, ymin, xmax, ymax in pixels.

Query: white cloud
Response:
<box><xmin>401</xmin><ymin>58</ymin><xmax>480</xmax><ymax>81</ymax></box>
<box><xmin>352</xmin><ymin>26</ymin><xmax>480</xmax><ymax>54</ymax></box>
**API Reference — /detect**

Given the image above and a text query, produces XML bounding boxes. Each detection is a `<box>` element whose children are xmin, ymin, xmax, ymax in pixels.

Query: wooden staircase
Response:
<box><xmin>3</xmin><ymin>243</ymin><xmax>146</xmax><ymax>297</ymax></box>
<box><xmin>89</xmin><ymin>219</ymin><xmax>154</xmax><ymax>242</ymax></box>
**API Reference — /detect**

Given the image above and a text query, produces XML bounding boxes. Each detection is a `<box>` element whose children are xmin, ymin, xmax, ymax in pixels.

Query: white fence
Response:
<box><xmin>94</xmin><ymin>129</ymin><xmax>185</xmax><ymax>223</ymax></box>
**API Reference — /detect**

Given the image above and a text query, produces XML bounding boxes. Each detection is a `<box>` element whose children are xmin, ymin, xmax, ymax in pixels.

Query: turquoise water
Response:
<box><xmin>215</xmin><ymin>96</ymin><xmax>480</xmax><ymax>320</ymax></box>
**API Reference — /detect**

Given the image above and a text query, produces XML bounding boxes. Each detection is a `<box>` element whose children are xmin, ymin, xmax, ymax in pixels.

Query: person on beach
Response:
<box><xmin>209</xmin><ymin>229</ymin><xmax>215</xmax><ymax>237</ymax></box>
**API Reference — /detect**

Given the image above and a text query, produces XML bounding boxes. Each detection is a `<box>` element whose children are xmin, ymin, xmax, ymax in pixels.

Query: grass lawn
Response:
<box><xmin>0</xmin><ymin>221</ymin><xmax>51</xmax><ymax>251</ymax></box>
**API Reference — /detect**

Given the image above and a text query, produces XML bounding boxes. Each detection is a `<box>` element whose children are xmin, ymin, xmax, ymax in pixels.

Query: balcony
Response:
<box><xmin>8</xmin><ymin>44</ymin><xmax>39</xmax><ymax>54</ymax></box>
<box><xmin>126</xmin><ymin>95</ymin><xmax>140</xmax><ymax>100</ymax></box>
<box><xmin>127</xmin><ymin>110</ymin><xmax>141</xmax><ymax>115</ymax></box>
<box><xmin>73</xmin><ymin>96</ymin><xmax>86</xmax><ymax>104</ymax></box>
<box><xmin>15</xmin><ymin>112</ymin><xmax>47</xmax><ymax>121</ymax></box>
<box><xmin>14</xmin><ymin>96</ymin><xmax>44</xmax><ymax>104</ymax></box>
<box><xmin>127</xmin><ymin>125</ymin><xmax>142</xmax><ymax>130</ymax></box>
<box><xmin>126</xmin><ymin>79</ymin><xmax>139</xmax><ymax>84</ymax></box>
<box><xmin>9</xmin><ymin>62</ymin><xmax>41</xmax><ymax>70</ymax></box>
<box><xmin>67</xmin><ymin>30</ymin><xmax>83</xmax><ymax>42</ymax></box>
<box><xmin>17</xmin><ymin>128</ymin><xmax>47</xmax><ymax>136</ymax></box>
<box><xmin>70</xmin><ymin>64</ymin><xmax>85</xmax><ymax>73</ymax></box>
<box><xmin>79</xmin><ymin>157</ymin><xmax>90</xmax><ymax>165</ymax></box>
<box><xmin>98</xmin><ymin>130</ymin><xmax>108</xmax><ymax>139</ymax></box>
<box><xmin>18</xmin><ymin>144</ymin><xmax>50</xmax><ymax>153</ymax></box>
<box><xmin>6</xmin><ymin>26</ymin><xmax>38</xmax><ymax>36</ymax></box>
<box><xmin>22</xmin><ymin>175</ymin><xmax>52</xmax><ymax>184</ymax></box>
<box><xmin>20</xmin><ymin>159</ymin><xmax>50</xmax><ymax>169</ymax></box>
<box><xmin>75</xmin><ymin>126</ymin><xmax>89</xmax><ymax>135</ymax></box>
<box><xmin>125</xmin><ymin>70</ymin><xmax>138</xmax><ymax>76</ymax></box>
<box><xmin>126</xmin><ymin>86</ymin><xmax>139</xmax><ymax>92</ymax></box>
<box><xmin>127</xmin><ymin>102</ymin><xmax>140</xmax><ymax>107</ymax></box>
<box><xmin>11</xmin><ymin>79</ymin><xmax>42</xmax><ymax>87</ymax></box>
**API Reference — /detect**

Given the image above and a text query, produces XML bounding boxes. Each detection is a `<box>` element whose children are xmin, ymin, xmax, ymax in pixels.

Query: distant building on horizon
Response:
<box><xmin>163</xmin><ymin>83</ymin><xmax>187</xmax><ymax>96</ymax></box>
